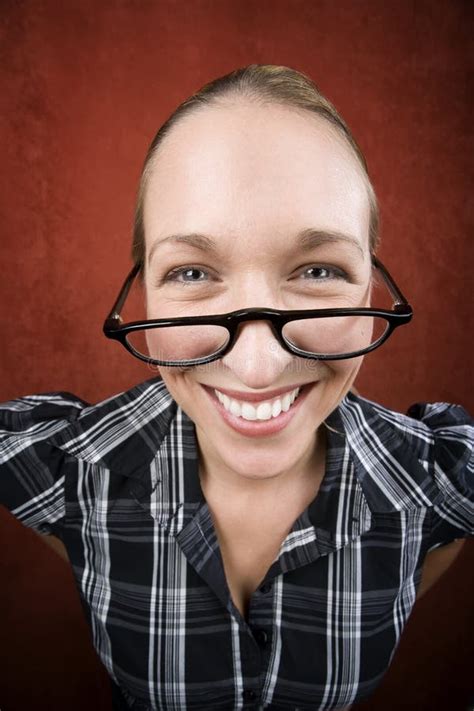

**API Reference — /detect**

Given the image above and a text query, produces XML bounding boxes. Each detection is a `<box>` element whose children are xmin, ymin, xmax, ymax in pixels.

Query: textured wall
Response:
<box><xmin>0</xmin><ymin>0</ymin><xmax>472</xmax><ymax>412</ymax></box>
<box><xmin>0</xmin><ymin>4</ymin><xmax>473</xmax><ymax>709</ymax></box>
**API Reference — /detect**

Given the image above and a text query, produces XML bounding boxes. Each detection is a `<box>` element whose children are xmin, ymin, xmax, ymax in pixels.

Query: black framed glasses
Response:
<box><xmin>103</xmin><ymin>256</ymin><xmax>413</xmax><ymax>367</ymax></box>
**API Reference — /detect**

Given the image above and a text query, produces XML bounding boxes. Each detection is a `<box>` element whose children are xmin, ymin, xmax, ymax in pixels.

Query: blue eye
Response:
<box><xmin>165</xmin><ymin>267</ymin><xmax>209</xmax><ymax>283</ymax></box>
<box><xmin>302</xmin><ymin>266</ymin><xmax>347</xmax><ymax>280</ymax></box>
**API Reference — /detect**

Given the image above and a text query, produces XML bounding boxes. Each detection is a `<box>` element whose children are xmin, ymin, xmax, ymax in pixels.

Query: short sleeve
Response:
<box><xmin>407</xmin><ymin>402</ymin><xmax>474</xmax><ymax>549</ymax></box>
<box><xmin>0</xmin><ymin>393</ymin><xmax>86</xmax><ymax>535</ymax></box>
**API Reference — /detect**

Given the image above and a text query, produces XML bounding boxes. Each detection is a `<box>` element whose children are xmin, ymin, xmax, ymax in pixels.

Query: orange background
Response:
<box><xmin>0</xmin><ymin>2</ymin><xmax>473</xmax><ymax>710</ymax></box>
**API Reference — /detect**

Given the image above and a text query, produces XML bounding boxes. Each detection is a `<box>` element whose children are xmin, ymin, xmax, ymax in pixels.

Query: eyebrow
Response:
<box><xmin>147</xmin><ymin>228</ymin><xmax>365</xmax><ymax>265</ymax></box>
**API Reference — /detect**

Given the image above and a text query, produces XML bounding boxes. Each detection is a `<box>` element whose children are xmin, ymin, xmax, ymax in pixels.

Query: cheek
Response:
<box><xmin>158</xmin><ymin>367</ymin><xmax>195</xmax><ymax>405</ymax></box>
<box><xmin>326</xmin><ymin>356</ymin><xmax>364</xmax><ymax>390</ymax></box>
<box><xmin>144</xmin><ymin>286</ymin><xmax>153</xmax><ymax>317</ymax></box>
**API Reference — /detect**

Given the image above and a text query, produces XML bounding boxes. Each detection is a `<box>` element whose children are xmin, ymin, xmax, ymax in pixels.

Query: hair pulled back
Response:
<box><xmin>132</xmin><ymin>64</ymin><xmax>379</xmax><ymax>267</ymax></box>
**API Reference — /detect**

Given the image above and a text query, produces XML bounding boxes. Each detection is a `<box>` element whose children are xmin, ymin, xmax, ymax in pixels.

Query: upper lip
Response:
<box><xmin>203</xmin><ymin>383</ymin><xmax>311</xmax><ymax>403</ymax></box>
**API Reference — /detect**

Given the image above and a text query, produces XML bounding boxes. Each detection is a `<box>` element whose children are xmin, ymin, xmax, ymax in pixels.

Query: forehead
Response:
<box><xmin>143</xmin><ymin>102</ymin><xmax>371</xmax><ymax>256</ymax></box>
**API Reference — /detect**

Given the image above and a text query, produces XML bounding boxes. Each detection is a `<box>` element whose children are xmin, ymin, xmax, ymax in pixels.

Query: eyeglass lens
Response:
<box><xmin>124</xmin><ymin>314</ymin><xmax>389</xmax><ymax>364</ymax></box>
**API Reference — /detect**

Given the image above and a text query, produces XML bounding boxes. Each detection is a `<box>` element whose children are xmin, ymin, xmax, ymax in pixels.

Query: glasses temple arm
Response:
<box><xmin>105</xmin><ymin>262</ymin><xmax>142</xmax><ymax>322</ymax></box>
<box><xmin>371</xmin><ymin>255</ymin><xmax>410</xmax><ymax>307</ymax></box>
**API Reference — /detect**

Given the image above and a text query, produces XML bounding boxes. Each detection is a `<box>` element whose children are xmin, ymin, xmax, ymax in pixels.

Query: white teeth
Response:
<box><xmin>271</xmin><ymin>399</ymin><xmax>282</xmax><ymax>418</ymax></box>
<box><xmin>229</xmin><ymin>400</ymin><xmax>241</xmax><ymax>417</ymax></box>
<box><xmin>256</xmin><ymin>402</ymin><xmax>273</xmax><ymax>420</ymax></box>
<box><xmin>241</xmin><ymin>402</ymin><xmax>257</xmax><ymax>420</ymax></box>
<box><xmin>281</xmin><ymin>393</ymin><xmax>291</xmax><ymax>412</ymax></box>
<box><xmin>214</xmin><ymin>387</ymin><xmax>301</xmax><ymax>421</ymax></box>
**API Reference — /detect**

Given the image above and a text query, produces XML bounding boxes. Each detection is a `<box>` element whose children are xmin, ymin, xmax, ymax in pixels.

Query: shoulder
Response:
<box><xmin>337</xmin><ymin>393</ymin><xmax>473</xmax><ymax>541</ymax></box>
<box><xmin>0</xmin><ymin>378</ymin><xmax>176</xmax><ymax>468</ymax></box>
<box><xmin>0</xmin><ymin>391</ymin><xmax>88</xmax><ymax>462</ymax></box>
<box><xmin>0</xmin><ymin>391</ymin><xmax>90</xmax><ymax>528</ymax></box>
<box><xmin>0</xmin><ymin>378</ymin><xmax>178</xmax><ymax>529</ymax></box>
<box><xmin>341</xmin><ymin>393</ymin><xmax>473</xmax><ymax>472</ymax></box>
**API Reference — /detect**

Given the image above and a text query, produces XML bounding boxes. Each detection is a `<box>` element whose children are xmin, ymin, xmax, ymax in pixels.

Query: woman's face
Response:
<box><xmin>142</xmin><ymin>101</ymin><xmax>372</xmax><ymax>482</ymax></box>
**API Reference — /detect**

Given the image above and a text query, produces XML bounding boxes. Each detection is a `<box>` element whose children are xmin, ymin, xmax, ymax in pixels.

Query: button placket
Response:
<box><xmin>243</xmin><ymin>577</ymin><xmax>276</xmax><ymax>708</ymax></box>
<box><xmin>253</xmin><ymin>628</ymin><xmax>269</xmax><ymax>647</ymax></box>
<box><xmin>242</xmin><ymin>688</ymin><xmax>257</xmax><ymax>702</ymax></box>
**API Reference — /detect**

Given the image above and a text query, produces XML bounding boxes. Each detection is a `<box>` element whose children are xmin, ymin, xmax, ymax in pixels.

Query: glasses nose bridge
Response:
<box><xmin>226</xmin><ymin>310</ymin><xmax>287</xmax><ymax>352</ymax></box>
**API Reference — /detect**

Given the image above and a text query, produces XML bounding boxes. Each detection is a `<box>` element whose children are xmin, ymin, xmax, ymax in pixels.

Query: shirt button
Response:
<box><xmin>259</xmin><ymin>582</ymin><xmax>273</xmax><ymax>594</ymax></box>
<box><xmin>242</xmin><ymin>689</ymin><xmax>257</xmax><ymax>701</ymax></box>
<box><xmin>254</xmin><ymin>628</ymin><xmax>268</xmax><ymax>647</ymax></box>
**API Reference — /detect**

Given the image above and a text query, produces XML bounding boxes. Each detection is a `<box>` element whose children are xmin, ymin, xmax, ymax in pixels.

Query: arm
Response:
<box><xmin>36</xmin><ymin>532</ymin><xmax>70</xmax><ymax>562</ymax></box>
<box><xmin>417</xmin><ymin>538</ymin><xmax>465</xmax><ymax>599</ymax></box>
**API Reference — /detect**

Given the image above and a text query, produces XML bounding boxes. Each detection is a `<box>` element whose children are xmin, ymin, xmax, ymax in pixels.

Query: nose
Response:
<box><xmin>219</xmin><ymin>318</ymin><xmax>295</xmax><ymax>389</ymax></box>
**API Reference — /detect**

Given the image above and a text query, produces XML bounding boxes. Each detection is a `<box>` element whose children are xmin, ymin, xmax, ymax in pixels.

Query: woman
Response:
<box><xmin>1</xmin><ymin>65</ymin><xmax>472</xmax><ymax>711</ymax></box>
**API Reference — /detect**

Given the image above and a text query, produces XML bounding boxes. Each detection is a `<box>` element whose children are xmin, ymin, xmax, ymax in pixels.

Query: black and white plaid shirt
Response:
<box><xmin>1</xmin><ymin>378</ymin><xmax>473</xmax><ymax>710</ymax></box>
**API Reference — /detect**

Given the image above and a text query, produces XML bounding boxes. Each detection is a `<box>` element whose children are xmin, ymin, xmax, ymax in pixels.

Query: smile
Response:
<box><xmin>214</xmin><ymin>386</ymin><xmax>300</xmax><ymax>421</ymax></box>
<box><xmin>201</xmin><ymin>382</ymin><xmax>315</xmax><ymax>438</ymax></box>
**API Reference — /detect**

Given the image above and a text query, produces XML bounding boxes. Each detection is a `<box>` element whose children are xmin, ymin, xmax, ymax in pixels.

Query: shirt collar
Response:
<box><xmin>331</xmin><ymin>392</ymin><xmax>442</xmax><ymax>513</ymax></box>
<box><xmin>48</xmin><ymin>378</ymin><xmax>442</xmax><ymax>522</ymax></box>
<box><xmin>48</xmin><ymin>378</ymin><xmax>178</xmax><ymax>478</ymax></box>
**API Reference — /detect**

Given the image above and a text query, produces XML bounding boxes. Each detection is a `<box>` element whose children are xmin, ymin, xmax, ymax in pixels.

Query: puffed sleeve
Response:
<box><xmin>0</xmin><ymin>393</ymin><xmax>86</xmax><ymax>535</ymax></box>
<box><xmin>407</xmin><ymin>402</ymin><xmax>474</xmax><ymax>549</ymax></box>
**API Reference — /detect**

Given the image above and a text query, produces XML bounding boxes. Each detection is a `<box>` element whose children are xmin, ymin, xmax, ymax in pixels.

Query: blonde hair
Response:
<box><xmin>132</xmin><ymin>64</ymin><xmax>379</xmax><ymax>267</ymax></box>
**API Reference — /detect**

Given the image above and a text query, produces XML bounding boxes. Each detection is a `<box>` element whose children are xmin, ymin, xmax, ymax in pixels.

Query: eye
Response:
<box><xmin>163</xmin><ymin>266</ymin><xmax>210</xmax><ymax>284</ymax></box>
<box><xmin>300</xmin><ymin>265</ymin><xmax>348</xmax><ymax>281</ymax></box>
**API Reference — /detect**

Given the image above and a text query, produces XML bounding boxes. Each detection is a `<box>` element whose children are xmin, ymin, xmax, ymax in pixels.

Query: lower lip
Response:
<box><xmin>201</xmin><ymin>383</ymin><xmax>315</xmax><ymax>438</ymax></box>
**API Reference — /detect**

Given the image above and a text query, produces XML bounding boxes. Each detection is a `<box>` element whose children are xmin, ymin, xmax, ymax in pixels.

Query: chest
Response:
<box><xmin>63</xmin><ymin>472</ymin><xmax>433</xmax><ymax>710</ymax></box>
<box><xmin>200</xmin><ymin>475</ymin><xmax>325</xmax><ymax>618</ymax></box>
<box><xmin>214</xmin><ymin>514</ymin><xmax>294</xmax><ymax>618</ymax></box>
<box><xmin>66</xmin><ymin>510</ymin><xmax>425</xmax><ymax>711</ymax></box>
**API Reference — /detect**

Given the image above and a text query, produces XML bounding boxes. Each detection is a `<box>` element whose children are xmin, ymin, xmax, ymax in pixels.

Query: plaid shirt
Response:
<box><xmin>0</xmin><ymin>378</ymin><xmax>473</xmax><ymax>711</ymax></box>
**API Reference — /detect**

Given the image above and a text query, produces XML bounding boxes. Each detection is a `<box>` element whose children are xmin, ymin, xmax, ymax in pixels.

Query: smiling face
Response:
<box><xmin>142</xmin><ymin>101</ymin><xmax>372</xmax><ymax>483</ymax></box>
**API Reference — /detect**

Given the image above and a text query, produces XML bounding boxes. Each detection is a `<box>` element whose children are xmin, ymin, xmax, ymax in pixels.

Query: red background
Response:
<box><xmin>0</xmin><ymin>2</ymin><xmax>473</xmax><ymax>710</ymax></box>
<box><xmin>0</xmin><ymin>0</ymin><xmax>472</xmax><ymax>411</ymax></box>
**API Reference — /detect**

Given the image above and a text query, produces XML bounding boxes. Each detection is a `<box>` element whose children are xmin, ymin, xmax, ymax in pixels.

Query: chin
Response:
<box><xmin>208</xmin><ymin>434</ymin><xmax>317</xmax><ymax>480</ymax></box>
